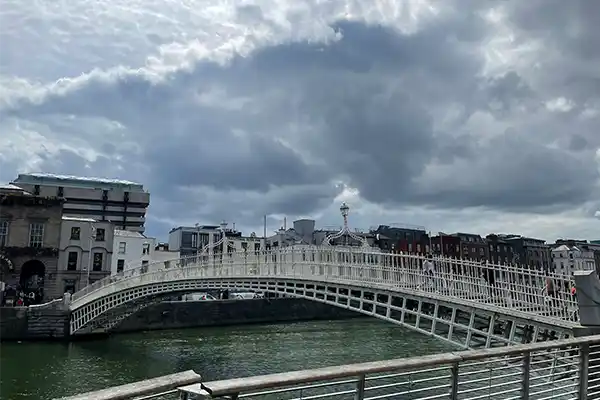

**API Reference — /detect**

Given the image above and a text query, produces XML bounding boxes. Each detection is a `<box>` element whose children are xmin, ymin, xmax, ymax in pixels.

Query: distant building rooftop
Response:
<box><xmin>115</xmin><ymin>229</ymin><xmax>146</xmax><ymax>239</ymax></box>
<box><xmin>0</xmin><ymin>183</ymin><xmax>30</xmax><ymax>195</ymax></box>
<box><xmin>62</xmin><ymin>216</ymin><xmax>97</xmax><ymax>223</ymax></box>
<box><xmin>14</xmin><ymin>173</ymin><xmax>145</xmax><ymax>191</ymax></box>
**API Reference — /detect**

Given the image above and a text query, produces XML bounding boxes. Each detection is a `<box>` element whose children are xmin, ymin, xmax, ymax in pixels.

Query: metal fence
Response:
<box><xmin>57</xmin><ymin>334</ymin><xmax>600</xmax><ymax>400</ymax></box>
<box><xmin>69</xmin><ymin>247</ymin><xmax>579</xmax><ymax>326</ymax></box>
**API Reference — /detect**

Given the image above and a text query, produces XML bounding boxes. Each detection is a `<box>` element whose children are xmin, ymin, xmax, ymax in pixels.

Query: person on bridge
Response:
<box><xmin>423</xmin><ymin>255</ymin><xmax>436</xmax><ymax>290</ymax></box>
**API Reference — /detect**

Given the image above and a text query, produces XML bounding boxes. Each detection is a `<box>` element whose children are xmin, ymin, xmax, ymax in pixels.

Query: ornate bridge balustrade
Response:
<box><xmin>68</xmin><ymin>246</ymin><xmax>579</xmax><ymax>339</ymax></box>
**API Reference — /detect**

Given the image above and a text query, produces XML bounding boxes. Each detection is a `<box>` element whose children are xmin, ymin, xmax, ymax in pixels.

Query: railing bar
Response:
<box><xmin>461</xmin><ymin>386</ymin><xmax>522</xmax><ymax>400</ymax></box>
<box><xmin>367</xmin><ymin>366</ymin><xmax>449</xmax><ymax>380</ymax></box>
<box><xmin>459</xmin><ymin>369</ymin><xmax>523</xmax><ymax>382</ymax></box>
<box><xmin>243</xmin><ymin>378</ymin><xmax>358</xmax><ymax>395</ymax></box>
<box><xmin>281</xmin><ymin>388</ymin><xmax>356</xmax><ymax>400</ymax></box>
<box><xmin>533</xmin><ymin>390</ymin><xmax>578</xmax><ymax>400</ymax></box>
<box><xmin>458</xmin><ymin>378</ymin><xmax>522</xmax><ymax>395</ymax></box>
<box><xmin>367</xmin><ymin>380</ymin><xmax>449</xmax><ymax>393</ymax></box>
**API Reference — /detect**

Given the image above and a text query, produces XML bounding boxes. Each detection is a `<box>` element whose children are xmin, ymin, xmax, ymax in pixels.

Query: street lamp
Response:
<box><xmin>87</xmin><ymin>222</ymin><xmax>96</xmax><ymax>286</ymax></box>
<box><xmin>322</xmin><ymin>202</ymin><xmax>369</xmax><ymax>247</ymax></box>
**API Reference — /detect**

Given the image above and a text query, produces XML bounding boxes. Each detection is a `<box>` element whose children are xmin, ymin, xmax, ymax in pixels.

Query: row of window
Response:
<box><xmin>70</xmin><ymin>226</ymin><xmax>106</xmax><ymax>241</ymax></box>
<box><xmin>115</xmin><ymin>242</ymin><xmax>150</xmax><ymax>255</ymax></box>
<box><xmin>0</xmin><ymin>221</ymin><xmax>45</xmax><ymax>247</ymax></box>
<box><xmin>66</xmin><ymin>251</ymin><xmax>105</xmax><ymax>271</ymax></box>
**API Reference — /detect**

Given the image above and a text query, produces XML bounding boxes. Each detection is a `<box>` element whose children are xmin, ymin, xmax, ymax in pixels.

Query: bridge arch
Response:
<box><xmin>68</xmin><ymin>251</ymin><xmax>578</xmax><ymax>349</ymax></box>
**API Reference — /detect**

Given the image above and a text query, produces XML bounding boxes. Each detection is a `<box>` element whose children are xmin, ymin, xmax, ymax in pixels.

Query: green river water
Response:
<box><xmin>0</xmin><ymin>319</ymin><xmax>456</xmax><ymax>400</ymax></box>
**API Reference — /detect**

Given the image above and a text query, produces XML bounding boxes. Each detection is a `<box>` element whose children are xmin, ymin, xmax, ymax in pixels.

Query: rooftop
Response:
<box><xmin>14</xmin><ymin>173</ymin><xmax>144</xmax><ymax>190</ymax></box>
<box><xmin>62</xmin><ymin>216</ymin><xmax>97</xmax><ymax>223</ymax></box>
<box><xmin>115</xmin><ymin>229</ymin><xmax>147</xmax><ymax>239</ymax></box>
<box><xmin>0</xmin><ymin>183</ymin><xmax>30</xmax><ymax>195</ymax></box>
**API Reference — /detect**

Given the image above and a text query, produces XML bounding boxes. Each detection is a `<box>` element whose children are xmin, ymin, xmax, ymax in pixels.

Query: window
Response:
<box><xmin>254</xmin><ymin>243</ymin><xmax>261</xmax><ymax>252</ymax></box>
<box><xmin>95</xmin><ymin>228</ymin><xmax>105</xmax><ymax>241</ymax></box>
<box><xmin>29</xmin><ymin>223</ymin><xmax>44</xmax><ymax>247</ymax></box>
<box><xmin>117</xmin><ymin>259</ymin><xmax>125</xmax><ymax>273</ymax></box>
<box><xmin>67</xmin><ymin>252</ymin><xmax>78</xmax><ymax>271</ymax></box>
<box><xmin>118</xmin><ymin>242</ymin><xmax>126</xmax><ymax>254</ymax></box>
<box><xmin>70</xmin><ymin>227</ymin><xmax>81</xmax><ymax>240</ymax></box>
<box><xmin>142</xmin><ymin>243</ymin><xmax>150</xmax><ymax>255</ymax></box>
<box><xmin>0</xmin><ymin>220</ymin><xmax>8</xmax><ymax>246</ymax></box>
<box><xmin>92</xmin><ymin>253</ymin><xmax>103</xmax><ymax>271</ymax></box>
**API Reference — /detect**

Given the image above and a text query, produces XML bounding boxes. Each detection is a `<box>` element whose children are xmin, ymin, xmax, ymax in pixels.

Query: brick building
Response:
<box><xmin>429</xmin><ymin>233</ymin><xmax>461</xmax><ymax>258</ymax></box>
<box><xmin>0</xmin><ymin>184</ymin><xmax>64</xmax><ymax>303</ymax></box>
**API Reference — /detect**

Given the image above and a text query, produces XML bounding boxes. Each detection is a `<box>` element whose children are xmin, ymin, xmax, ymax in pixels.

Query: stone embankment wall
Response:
<box><xmin>0</xmin><ymin>298</ymin><xmax>360</xmax><ymax>340</ymax></box>
<box><xmin>114</xmin><ymin>297</ymin><xmax>361</xmax><ymax>333</ymax></box>
<box><xmin>0</xmin><ymin>300</ymin><xmax>69</xmax><ymax>340</ymax></box>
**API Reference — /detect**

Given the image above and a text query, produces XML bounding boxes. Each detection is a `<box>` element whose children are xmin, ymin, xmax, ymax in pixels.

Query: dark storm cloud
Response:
<box><xmin>1</xmin><ymin>1</ymin><xmax>599</xmax><ymax>227</ymax></box>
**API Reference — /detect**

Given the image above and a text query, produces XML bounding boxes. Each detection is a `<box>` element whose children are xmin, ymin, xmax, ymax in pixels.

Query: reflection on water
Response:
<box><xmin>0</xmin><ymin>319</ymin><xmax>455</xmax><ymax>399</ymax></box>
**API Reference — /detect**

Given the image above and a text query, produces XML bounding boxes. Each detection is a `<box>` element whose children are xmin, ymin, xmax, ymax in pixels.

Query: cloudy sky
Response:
<box><xmin>1</xmin><ymin>0</ymin><xmax>599</xmax><ymax>241</ymax></box>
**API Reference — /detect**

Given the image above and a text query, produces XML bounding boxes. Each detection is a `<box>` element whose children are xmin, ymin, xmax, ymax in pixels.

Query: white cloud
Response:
<box><xmin>0</xmin><ymin>0</ymin><xmax>599</xmax><ymax>242</ymax></box>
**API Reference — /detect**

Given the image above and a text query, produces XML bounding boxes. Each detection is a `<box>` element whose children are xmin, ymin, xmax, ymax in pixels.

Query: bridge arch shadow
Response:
<box><xmin>69</xmin><ymin>277</ymin><xmax>572</xmax><ymax>350</ymax></box>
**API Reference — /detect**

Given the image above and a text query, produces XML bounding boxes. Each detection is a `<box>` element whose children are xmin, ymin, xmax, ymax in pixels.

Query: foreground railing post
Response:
<box><xmin>355</xmin><ymin>374</ymin><xmax>366</xmax><ymax>400</ymax></box>
<box><xmin>520</xmin><ymin>351</ymin><xmax>531</xmax><ymax>399</ymax></box>
<box><xmin>449</xmin><ymin>362</ymin><xmax>459</xmax><ymax>399</ymax></box>
<box><xmin>579</xmin><ymin>342</ymin><xmax>589</xmax><ymax>400</ymax></box>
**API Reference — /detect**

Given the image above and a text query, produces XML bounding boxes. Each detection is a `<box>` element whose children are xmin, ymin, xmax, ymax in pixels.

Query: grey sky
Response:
<box><xmin>0</xmin><ymin>0</ymin><xmax>598</xmax><ymax>240</ymax></box>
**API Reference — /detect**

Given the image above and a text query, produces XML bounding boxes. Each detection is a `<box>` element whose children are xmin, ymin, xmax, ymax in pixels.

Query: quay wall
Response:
<box><xmin>114</xmin><ymin>297</ymin><xmax>361</xmax><ymax>333</ymax></box>
<box><xmin>0</xmin><ymin>298</ymin><xmax>360</xmax><ymax>341</ymax></box>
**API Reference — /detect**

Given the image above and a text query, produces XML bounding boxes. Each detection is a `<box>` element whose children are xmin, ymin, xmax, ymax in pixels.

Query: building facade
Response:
<box><xmin>12</xmin><ymin>173</ymin><xmax>150</xmax><ymax>233</ymax></box>
<box><xmin>58</xmin><ymin>216</ymin><xmax>114</xmax><ymax>293</ymax></box>
<box><xmin>450</xmin><ymin>233</ymin><xmax>488</xmax><ymax>261</ymax></box>
<box><xmin>370</xmin><ymin>225</ymin><xmax>428</xmax><ymax>254</ymax></box>
<box><xmin>0</xmin><ymin>185</ymin><xmax>63</xmax><ymax>303</ymax></box>
<box><xmin>486</xmin><ymin>234</ymin><xmax>518</xmax><ymax>265</ymax></box>
<box><xmin>111</xmin><ymin>230</ymin><xmax>157</xmax><ymax>275</ymax></box>
<box><xmin>551</xmin><ymin>244</ymin><xmax>596</xmax><ymax>276</ymax></box>
<box><xmin>500</xmin><ymin>235</ymin><xmax>550</xmax><ymax>270</ymax></box>
<box><xmin>429</xmin><ymin>234</ymin><xmax>461</xmax><ymax>258</ymax></box>
<box><xmin>169</xmin><ymin>223</ymin><xmax>264</xmax><ymax>257</ymax></box>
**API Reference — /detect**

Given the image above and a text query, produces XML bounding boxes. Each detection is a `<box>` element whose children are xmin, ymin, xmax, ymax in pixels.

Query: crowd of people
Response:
<box><xmin>0</xmin><ymin>283</ymin><xmax>44</xmax><ymax>307</ymax></box>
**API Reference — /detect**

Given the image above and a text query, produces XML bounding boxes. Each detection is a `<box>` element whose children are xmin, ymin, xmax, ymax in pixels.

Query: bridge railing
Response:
<box><xmin>61</xmin><ymin>334</ymin><xmax>599</xmax><ymax>399</ymax></box>
<box><xmin>179</xmin><ymin>334</ymin><xmax>600</xmax><ymax>399</ymax></box>
<box><xmin>70</xmin><ymin>247</ymin><xmax>578</xmax><ymax>321</ymax></box>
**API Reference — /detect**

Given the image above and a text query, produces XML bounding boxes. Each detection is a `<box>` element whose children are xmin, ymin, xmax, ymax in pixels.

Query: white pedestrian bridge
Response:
<box><xmin>58</xmin><ymin>246</ymin><xmax>600</xmax><ymax>400</ymax></box>
<box><xmin>68</xmin><ymin>246</ymin><xmax>581</xmax><ymax>348</ymax></box>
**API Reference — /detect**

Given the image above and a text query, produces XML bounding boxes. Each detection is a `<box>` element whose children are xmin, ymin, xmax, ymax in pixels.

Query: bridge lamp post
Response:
<box><xmin>87</xmin><ymin>222</ymin><xmax>96</xmax><ymax>286</ymax></box>
<box><xmin>322</xmin><ymin>202</ymin><xmax>369</xmax><ymax>248</ymax></box>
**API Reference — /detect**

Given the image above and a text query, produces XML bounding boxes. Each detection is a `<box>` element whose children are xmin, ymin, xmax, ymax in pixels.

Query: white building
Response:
<box><xmin>552</xmin><ymin>244</ymin><xmax>596</xmax><ymax>276</ymax></box>
<box><xmin>12</xmin><ymin>173</ymin><xmax>150</xmax><ymax>233</ymax></box>
<box><xmin>58</xmin><ymin>216</ymin><xmax>115</xmax><ymax>293</ymax></box>
<box><xmin>110</xmin><ymin>230</ymin><xmax>179</xmax><ymax>275</ymax></box>
<box><xmin>169</xmin><ymin>223</ymin><xmax>264</xmax><ymax>257</ymax></box>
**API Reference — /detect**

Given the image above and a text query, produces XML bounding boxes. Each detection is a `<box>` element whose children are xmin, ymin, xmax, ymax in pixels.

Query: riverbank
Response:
<box><xmin>0</xmin><ymin>298</ymin><xmax>361</xmax><ymax>341</ymax></box>
<box><xmin>114</xmin><ymin>297</ymin><xmax>362</xmax><ymax>333</ymax></box>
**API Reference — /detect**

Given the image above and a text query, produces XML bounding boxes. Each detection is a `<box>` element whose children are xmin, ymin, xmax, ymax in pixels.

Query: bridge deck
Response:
<box><xmin>66</xmin><ymin>248</ymin><xmax>583</xmax><ymax>336</ymax></box>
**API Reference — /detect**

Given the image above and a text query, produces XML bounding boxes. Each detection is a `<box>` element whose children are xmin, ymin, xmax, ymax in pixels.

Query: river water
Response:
<box><xmin>1</xmin><ymin>319</ymin><xmax>456</xmax><ymax>400</ymax></box>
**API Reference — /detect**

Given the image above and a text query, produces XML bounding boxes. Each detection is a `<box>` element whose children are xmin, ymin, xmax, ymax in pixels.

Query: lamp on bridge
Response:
<box><xmin>322</xmin><ymin>202</ymin><xmax>370</xmax><ymax>248</ymax></box>
<box><xmin>199</xmin><ymin>220</ymin><xmax>236</xmax><ymax>255</ymax></box>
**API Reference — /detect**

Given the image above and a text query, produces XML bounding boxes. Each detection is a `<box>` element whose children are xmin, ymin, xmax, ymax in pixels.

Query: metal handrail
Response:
<box><xmin>179</xmin><ymin>335</ymin><xmax>600</xmax><ymax>399</ymax></box>
<box><xmin>54</xmin><ymin>370</ymin><xmax>201</xmax><ymax>400</ymax></box>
